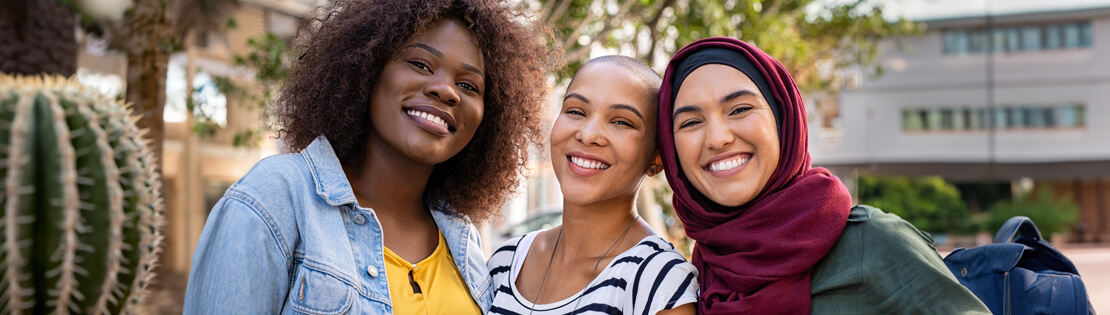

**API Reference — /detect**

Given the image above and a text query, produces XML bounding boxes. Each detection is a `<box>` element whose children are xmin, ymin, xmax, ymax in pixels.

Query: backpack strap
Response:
<box><xmin>993</xmin><ymin>216</ymin><xmax>1043</xmax><ymax>244</ymax></box>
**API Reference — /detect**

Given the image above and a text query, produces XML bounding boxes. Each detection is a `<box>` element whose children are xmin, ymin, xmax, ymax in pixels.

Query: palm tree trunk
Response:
<box><xmin>0</xmin><ymin>0</ymin><xmax>77</xmax><ymax>76</ymax></box>
<box><xmin>123</xmin><ymin>0</ymin><xmax>175</xmax><ymax>175</ymax></box>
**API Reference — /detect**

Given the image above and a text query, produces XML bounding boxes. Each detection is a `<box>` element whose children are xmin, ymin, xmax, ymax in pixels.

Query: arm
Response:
<box><xmin>656</xmin><ymin>303</ymin><xmax>695</xmax><ymax>315</ymax></box>
<box><xmin>183</xmin><ymin>192</ymin><xmax>292</xmax><ymax>314</ymax></box>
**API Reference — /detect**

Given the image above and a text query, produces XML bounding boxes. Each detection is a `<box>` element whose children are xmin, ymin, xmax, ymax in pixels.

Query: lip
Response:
<box><xmin>404</xmin><ymin>105</ymin><xmax>457</xmax><ymax>136</ymax></box>
<box><xmin>565</xmin><ymin>151</ymin><xmax>611</xmax><ymax>177</ymax></box>
<box><xmin>702</xmin><ymin>152</ymin><xmax>751</xmax><ymax>178</ymax></box>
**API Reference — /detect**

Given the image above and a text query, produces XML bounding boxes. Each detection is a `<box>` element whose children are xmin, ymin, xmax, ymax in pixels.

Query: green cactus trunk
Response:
<box><xmin>0</xmin><ymin>74</ymin><xmax>162</xmax><ymax>314</ymax></box>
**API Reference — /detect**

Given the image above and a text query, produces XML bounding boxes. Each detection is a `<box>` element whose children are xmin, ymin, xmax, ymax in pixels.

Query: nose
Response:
<box><xmin>424</xmin><ymin>76</ymin><xmax>460</xmax><ymax>106</ymax></box>
<box><xmin>575</xmin><ymin>117</ymin><xmax>608</xmax><ymax>146</ymax></box>
<box><xmin>705</xmin><ymin>119</ymin><xmax>734</xmax><ymax>151</ymax></box>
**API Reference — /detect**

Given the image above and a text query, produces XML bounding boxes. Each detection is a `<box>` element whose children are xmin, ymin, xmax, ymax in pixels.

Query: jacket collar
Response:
<box><xmin>302</xmin><ymin>136</ymin><xmax>360</xmax><ymax>207</ymax></box>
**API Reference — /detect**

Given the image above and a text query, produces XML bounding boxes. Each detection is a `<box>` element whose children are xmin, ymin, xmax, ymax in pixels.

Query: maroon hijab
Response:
<box><xmin>657</xmin><ymin>37</ymin><xmax>853</xmax><ymax>314</ymax></box>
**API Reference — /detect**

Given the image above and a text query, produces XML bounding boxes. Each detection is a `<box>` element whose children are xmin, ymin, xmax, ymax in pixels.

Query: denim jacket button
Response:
<box><xmin>353</xmin><ymin>213</ymin><xmax>367</xmax><ymax>225</ymax></box>
<box><xmin>366</xmin><ymin>265</ymin><xmax>379</xmax><ymax>277</ymax></box>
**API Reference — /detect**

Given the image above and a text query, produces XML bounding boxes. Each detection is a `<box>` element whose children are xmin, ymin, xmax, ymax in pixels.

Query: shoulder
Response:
<box><xmin>625</xmin><ymin>236</ymin><xmax>699</xmax><ymax>313</ymax></box>
<box><xmin>220</xmin><ymin>153</ymin><xmax>312</xmax><ymax>214</ymax></box>
<box><xmin>813</xmin><ymin>205</ymin><xmax>991</xmax><ymax>314</ymax></box>
<box><xmin>842</xmin><ymin>204</ymin><xmax>936</xmax><ymax>250</ymax></box>
<box><xmin>488</xmin><ymin>234</ymin><xmax>528</xmax><ymax>273</ymax></box>
<box><xmin>229</xmin><ymin>153</ymin><xmax>312</xmax><ymax>197</ymax></box>
<box><xmin>205</xmin><ymin>153</ymin><xmax>313</xmax><ymax>250</ymax></box>
<box><xmin>626</xmin><ymin>236</ymin><xmax>697</xmax><ymax>289</ymax></box>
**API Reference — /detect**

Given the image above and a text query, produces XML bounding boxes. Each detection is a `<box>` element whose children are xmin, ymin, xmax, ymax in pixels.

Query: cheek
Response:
<box><xmin>672</xmin><ymin>134</ymin><xmax>703</xmax><ymax>176</ymax></box>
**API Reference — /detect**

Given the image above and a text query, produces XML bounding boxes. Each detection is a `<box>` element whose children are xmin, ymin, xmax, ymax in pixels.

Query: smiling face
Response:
<box><xmin>671</xmin><ymin>64</ymin><xmax>780</xmax><ymax>207</ymax></box>
<box><xmin>550</xmin><ymin>62</ymin><xmax>659</xmax><ymax>206</ymax></box>
<box><xmin>367</xmin><ymin>19</ymin><xmax>485</xmax><ymax>166</ymax></box>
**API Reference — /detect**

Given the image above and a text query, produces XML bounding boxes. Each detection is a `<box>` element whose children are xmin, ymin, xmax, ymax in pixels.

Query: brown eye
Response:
<box><xmin>408</xmin><ymin>60</ymin><xmax>431</xmax><ymax>72</ymax></box>
<box><xmin>729</xmin><ymin>106</ymin><xmax>753</xmax><ymax>116</ymax></box>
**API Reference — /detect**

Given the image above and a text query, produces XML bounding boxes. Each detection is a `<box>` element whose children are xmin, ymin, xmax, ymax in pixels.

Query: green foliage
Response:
<box><xmin>986</xmin><ymin>188</ymin><xmax>1078</xmax><ymax>237</ymax></box>
<box><xmin>535</xmin><ymin>0</ymin><xmax>923</xmax><ymax>90</ymax></box>
<box><xmin>0</xmin><ymin>74</ymin><xmax>162</xmax><ymax>314</ymax></box>
<box><xmin>200</xmin><ymin>32</ymin><xmax>290</xmax><ymax>145</ymax></box>
<box><xmin>857</xmin><ymin>174</ymin><xmax>973</xmax><ymax>234</ymax></box>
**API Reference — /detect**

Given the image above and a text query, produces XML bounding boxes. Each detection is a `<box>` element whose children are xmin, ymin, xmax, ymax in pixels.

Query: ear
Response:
<box><xmin>646</xmin><ymin>154</ymin><xmax>663</xmax><ymax>177</ymax></box>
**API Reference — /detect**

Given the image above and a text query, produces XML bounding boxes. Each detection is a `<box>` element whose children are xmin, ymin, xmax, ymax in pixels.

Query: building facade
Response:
<box><xmin>812</xmin><ymin>6</ymin><xmax>1110</xmax><ymax>242</ymax></box>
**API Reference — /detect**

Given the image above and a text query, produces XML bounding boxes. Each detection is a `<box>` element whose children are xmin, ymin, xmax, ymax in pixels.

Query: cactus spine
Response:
<box><xmin>0</xmin><ymin>74</ymin><xmax>162</xmax><ymax>314</ymax></box>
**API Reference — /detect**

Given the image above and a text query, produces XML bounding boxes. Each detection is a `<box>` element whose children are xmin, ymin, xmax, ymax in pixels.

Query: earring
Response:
<box><xmin>647</xmin><ymin>164</ymin><xmax>662</xmax><ymax>175</ymax></box>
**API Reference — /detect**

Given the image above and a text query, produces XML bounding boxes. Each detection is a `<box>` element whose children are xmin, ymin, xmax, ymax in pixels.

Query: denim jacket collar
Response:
<box><xmin>301</xmin><ymin>136</ymin><xmax>492</xmax><ymax>309</ymax></box>
<box><xmin>303</xmin><ymin>136</ymin><xmax>360</xmax><ymax>207</ymax></box>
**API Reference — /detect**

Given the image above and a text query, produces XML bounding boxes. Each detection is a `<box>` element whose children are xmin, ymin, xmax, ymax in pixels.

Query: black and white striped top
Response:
<box><xmin>487</xmin><ymin>231</ymin><xmax>698</xmax><ymax>315</ymax></box>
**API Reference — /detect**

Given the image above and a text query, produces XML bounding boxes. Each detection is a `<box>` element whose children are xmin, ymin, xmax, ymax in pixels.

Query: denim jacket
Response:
<box><xmin>184</xmin><ymin>136</ymin><xmax>493</xmax><ymax>314</ymax></box>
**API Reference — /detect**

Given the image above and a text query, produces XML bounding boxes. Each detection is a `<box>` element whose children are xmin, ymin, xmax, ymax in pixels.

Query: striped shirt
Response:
<box><xmin>487</xmin><ymin>231</ymin><xmax>698</xmax><ymax>315</ymax></box>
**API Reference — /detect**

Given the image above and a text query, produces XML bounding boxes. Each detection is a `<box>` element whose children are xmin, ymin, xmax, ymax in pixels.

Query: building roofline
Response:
<box><xmin>920</xmin><ymin>5</ymin><xmax>1110</xmax><ymax>28</ymax></box>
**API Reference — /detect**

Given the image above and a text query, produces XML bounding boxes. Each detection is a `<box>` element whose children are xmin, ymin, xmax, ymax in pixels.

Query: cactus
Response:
<box><xmin>0</xmin><ymin>74</ymin><xmax>162</xmax><ymax>314</ymax></box>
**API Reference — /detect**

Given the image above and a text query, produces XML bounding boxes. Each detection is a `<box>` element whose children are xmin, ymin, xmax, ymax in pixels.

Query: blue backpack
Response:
<box><xmin>943</xmin><ymin>216</ymin><xmax>1093</xmax><ymax>315</ymax></box>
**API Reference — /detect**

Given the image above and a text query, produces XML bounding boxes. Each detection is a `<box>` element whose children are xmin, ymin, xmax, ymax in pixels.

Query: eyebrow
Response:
<box><xmin>611</xmin><ymin>104</ymin><xmax>645</xmax><ymax>121</ymax></box>
<box><xmin>408</xmin><ymin>43</ymin><xmax>442</xmax><ymax>57</ymax></box>
<box><xmin>673</xmin><ymin>105</ymin><xmax>701</xmax><ymax>117</ymax></box>
<box><xmin>721</xmin><ymin>89</ymin><xmax>758</xmax><ymax>104</ymax></box>
<box><xmin>405</xmin><ymin>43</ymin><xmax>484</xmax><ymax>76</ymax></box>
<box><xmin>673</xmin><ymin>89</ymin><xmax>758</xmax><ymax>120</ymax></box>
<box><xmin>564</xmin><ymin>93</ymin><xmax>589</xmax><ymax>103</ymax></box>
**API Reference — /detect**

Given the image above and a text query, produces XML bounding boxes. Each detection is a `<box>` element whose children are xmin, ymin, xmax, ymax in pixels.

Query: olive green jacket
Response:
<box><xmin>810</xmin><ymin>205</ymin><xmax>991</xmax><ymax>314</ymax></box>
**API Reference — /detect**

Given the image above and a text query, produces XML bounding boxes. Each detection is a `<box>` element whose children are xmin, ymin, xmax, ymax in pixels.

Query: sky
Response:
<box><xmin>875</xmin><ymin>0</ymin><xmax>1110</xmax><ymax>20</ymax></box>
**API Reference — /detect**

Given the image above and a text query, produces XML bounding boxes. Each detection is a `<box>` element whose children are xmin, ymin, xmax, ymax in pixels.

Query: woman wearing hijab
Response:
<box><xmin>657</xmin><ymin>37</ymin><xmax>990</xmax><ymax>314</ymax></box>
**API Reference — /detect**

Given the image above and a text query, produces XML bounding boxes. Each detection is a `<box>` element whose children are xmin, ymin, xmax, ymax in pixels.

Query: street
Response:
<box><xmin>1065</xmin><ymin>246</ymin><xmax>1110</xmax><ymax>314</ymax></box>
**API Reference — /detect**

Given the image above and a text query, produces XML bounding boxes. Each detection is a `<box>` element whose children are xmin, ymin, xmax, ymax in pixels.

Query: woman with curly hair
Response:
<box><xmin>183</xmin><ymin>0</ymin><xmax>559</xmax><ymax>313</ymax></box>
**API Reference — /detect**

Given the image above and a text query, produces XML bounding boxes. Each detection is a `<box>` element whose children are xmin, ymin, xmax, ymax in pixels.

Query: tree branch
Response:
<box><xmin>547</xmin><ymin>0</ymin><xmax>575</xmax><ymax>24</ymax></box>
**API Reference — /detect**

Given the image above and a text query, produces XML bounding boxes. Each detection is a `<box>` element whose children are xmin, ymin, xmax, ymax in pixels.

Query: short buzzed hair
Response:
<box><xmin>574</xmin><ymin>55</ymin><xmax>663</xmax><ymax>108</ymax></box>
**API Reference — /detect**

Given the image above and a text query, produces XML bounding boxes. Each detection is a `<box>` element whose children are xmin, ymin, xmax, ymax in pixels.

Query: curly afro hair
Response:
<box><xmin>272</xmin><ymin>0</ymin><xmax>562</xmax><ymax>223</ymax></box>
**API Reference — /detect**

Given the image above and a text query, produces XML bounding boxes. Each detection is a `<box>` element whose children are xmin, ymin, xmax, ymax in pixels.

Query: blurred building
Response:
<box><xmin>77</xmin><ymin>0</ymin><xmax>321</xmax><ymax>280</ymax></box>
<box><xmin>812</xmin><ymin>5</ymin><xmax>1110</xmax><ymax>242</ymax></box>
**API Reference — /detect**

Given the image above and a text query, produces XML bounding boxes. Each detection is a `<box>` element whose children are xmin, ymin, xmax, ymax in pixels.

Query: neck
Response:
<box><xmin>343</xmin><ymin>136</ymin><xmax>435</xmax><ymax>221</ymax></box>
<box><xmin>557</xmin><ymin>195</ymin><xmax>641</xmax><ymax>259</ymax></box>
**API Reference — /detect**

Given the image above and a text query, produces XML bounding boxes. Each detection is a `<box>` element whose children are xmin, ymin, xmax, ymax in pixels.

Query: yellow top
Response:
<box><xmin>383</xmin><ymin>233</ymin><xmax>481</xmax><ymax>315</ymax></box>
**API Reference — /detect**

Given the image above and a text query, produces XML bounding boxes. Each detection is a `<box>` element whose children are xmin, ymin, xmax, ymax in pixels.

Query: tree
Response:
<box><xmin>857</xmin><ymin>174</ymin><xmax>974</xmax><ymax>234</ymax></box>
<box><xmin>120</xmin><ymin>0</ymin><xmax>176</xmax><ymax>174</ymax></box>
<box><xmin>986</xmin><ymin>187</ymin><xmax>1078</xmax><ymax>237</ymax></box>
<box><xmin>534</xmin><ymin>0</ymin><xmax>922</xmax><ymax>90</ymax></box>
<box><xmin>0</xmin><ymin>0</ymin><xmax>77</xmax><ymax>76</ymax></box>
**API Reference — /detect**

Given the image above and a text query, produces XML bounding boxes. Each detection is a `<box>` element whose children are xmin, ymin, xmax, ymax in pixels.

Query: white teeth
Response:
<box><xmin>708</xmin><ymin>156</ymin><xmax>750</xmax><ymax>172</ymax></box>
<box><xmin>407</xmin><ymin>110</ymin><xmax>449</xmax><ymax>130</ymax></box>
<box><xmin>570</xmin><ymin>156</ymin><xmax>610</xmax><ymax>170</ymax></box>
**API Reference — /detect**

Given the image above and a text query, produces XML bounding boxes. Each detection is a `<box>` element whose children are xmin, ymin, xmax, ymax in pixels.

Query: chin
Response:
<box><xmin>706</xmin><ymin>188</ymin><xmax>757</xmax><ymax>207</ymax></box>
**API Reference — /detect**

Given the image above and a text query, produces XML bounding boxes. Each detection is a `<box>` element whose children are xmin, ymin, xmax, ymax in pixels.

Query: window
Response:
<box><xmin>1044</xmin><ymin>24</ymin><xmax>1062</xmax><ymax>49</ymax></box>
<box><xmin>1059</xmin><ymin>105</ymin><xmax>1085</xmax><ymax>127</ymax></box>
<box><xmin>926</xmin><ymin>108</ymin><xmax>943</xmax><ymax>130</ymax></box>
<box><xmin>1026</xmin><ymin>107</ymin><xmax>1045</xmax><ymax>128</ymax></box>
<box><xmin>992</xmin><ymin>107</ymin><xmax>1007</xmax><ymax>129</ymax></box>
<box><xmin>940</xmin><ymin>109</ymin><xmax>954</xmax><ymax>129</ymax></box>
<box><xmin>968</xmin><ymin>108</ymin><xmax>984</xmax><ymax>130</ymax></box>
<box><xmin>1080</xmin><ymin>22</ymin><xmax>1093</xmax><ymax>47</ymax></box>
<box><xmin>945</xmin><ymin>31</ymin><xmax>969</xmax><ymax>54</ymax></box>
<box><xmin>904</xmin><ymin>105</ymin><xmax>1084</xmax><ymax>132</ymax></box>
<box><xmin>904</xmin><ymin>111</ymin><xmax>923</xmax><ymax>131</ymax></box>
<box><xmin>1021</xmin><ymin>26</ymin><xmax>1042</xmax><ymax>50</ymax></box>
<box><xmin>952</xmin><ymin>109</ymin><xmax>967</xmax><ymax>130</ymax></box>
<box><xmin>945</xmin><ymin>21</ymin><xmax>1092</xmax><ymax>54</ymax></box>
<box><xmin>1010</xmin><ymin>107</ymin><xmax>1025</xmax><ymax>129</ymax></box>
<box><xmin>969</xmin><ymin>30</ymin><xmax>989</xmax><ymax>53</ymax></box>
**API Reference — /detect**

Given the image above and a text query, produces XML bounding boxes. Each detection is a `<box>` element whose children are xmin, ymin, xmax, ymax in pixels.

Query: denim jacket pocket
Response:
<box><xmin>287</xmin><ymin>264</ymin><xmax>355</xmax><ymax>315</ymax></box>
